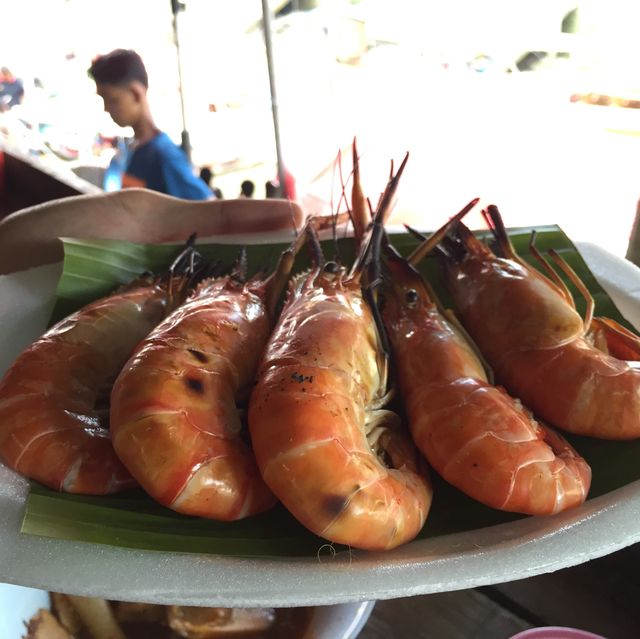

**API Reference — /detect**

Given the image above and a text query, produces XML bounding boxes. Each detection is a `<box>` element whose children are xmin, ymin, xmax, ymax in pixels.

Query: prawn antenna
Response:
<box><xmin>287</xmin><ymin>201</ymin><xmax>299</xmax><ymax>237</ymax></box>
<box><xmin>263</xmin><ymin>219</ymin><xmax>310</xmax><ymax>320</ymax></box>
<box><xmin>405</xmin><ymin>223</ymin><xmax>452</xmax><ymax>260</ymax></box>
<box><xmin>404</xmin><ymin>224</ymin><xmax>426</xmax><ymax>241</ymax></box>
<box><xmin>349</xmin><ymin>137</ymin><xmax>369</xmax><ymax>243</ymax></box>
<box><xmin>362</xmin><ymin>203</ymin><xmax>393</xmax><ymax>359</ymax></box>
<box><xmin>230</xmin><ymin>247</ymin><xmax>249</xmax><ymax>283</ymax></box>
<box><xmin>349</xmin><ymin>151</ymin><xmax>409</xmax><ymax>280</ymax></box>
<box><xmin>305</xmin><ymin>220</ymin><xmax>326</xmax><ymax>269</ymax></box>
<box><xmin>482</xmin><ymin>205</ymin><xmax>518</xmax><ymax>260</ymax></box>
<box><xmin>329</xmin><ymin>149</ymin><xmax>347</xmax><ymax>263</ymax></box>
<box><xmin>406</xmin><ymin>198</ymin><xmax>479</xmax><ymax>266</ymax></box>
<box><xmin>364</xmin><ymin>284</ymin><xmax>392</xmax><ymax>359</ymax></box>
<box><xmin>354</xmin><ymin>154</ymin><xmax>410</xmax><ymax>358</ymax></box>
<box><xmin>164</xmin><ymin>234</ymin><xmax>210</xmax><ymax>309</ymax></box>
<box><xmin>167</xmin><ymin>233</ymin><xmax>198</xmax><ymax>276</ymax></box>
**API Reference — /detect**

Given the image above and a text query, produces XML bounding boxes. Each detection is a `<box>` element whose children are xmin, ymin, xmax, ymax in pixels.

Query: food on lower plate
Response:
<box><xmin>168</xmin><ymin>606</ymin><xmax>276</xmax><ymax>637</ymax></box>
<box><xmin>24</xmin><ymin>594</ymin><xmax>314</xmax><ymax>639</ymax></box>
<box><xmin>24</xmin><ymin>610</ymin><xmax>73</xmax><ymax>639</ymax></box>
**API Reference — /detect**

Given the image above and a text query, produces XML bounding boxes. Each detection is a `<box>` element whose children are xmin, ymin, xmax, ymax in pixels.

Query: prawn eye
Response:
<box><xmin>405</xmin><ymin>288</ymin><xmax>419</xmax><ymax>308</ymax></box>
<box><xmin>323</xmin><ymin>261</ymin><xmax>339</xmax><ymax>274</ymax></box>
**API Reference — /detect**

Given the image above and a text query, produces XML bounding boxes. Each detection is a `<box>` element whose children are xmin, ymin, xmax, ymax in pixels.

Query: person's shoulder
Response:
<box><xmin>149</xmin><ymin>133</ymin><xmax>212</xmax><ymax>200</ymax></box>
<box><xmin>152</xmin><ymin>131</ymin><xmax>176</xmax><ymax>147</ymax></box>
<box><xmin>144</xmin><ymin>131</ymin><xmax>172</xmax><ymax>151</ymax></box>
<box><xmin>150</xmin><ymin>132</ymin><xmax>196</xmax><ymax>169</ymax></box>
<box><xmin>151</xmin><ymin>132</ymin><xmax>183</xmax><ymax>155</ymax></box>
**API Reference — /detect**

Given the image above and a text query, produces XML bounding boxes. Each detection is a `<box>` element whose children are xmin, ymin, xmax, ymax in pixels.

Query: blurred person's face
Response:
<box><xmin>96</xmin><ymin>82</ymin><xmax>144</xmax><ymax>128</ymax></box>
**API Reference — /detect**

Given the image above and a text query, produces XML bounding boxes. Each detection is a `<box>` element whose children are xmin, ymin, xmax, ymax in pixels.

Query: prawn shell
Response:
<box><xmin>383</xmin><ymin>279</ymin><xmax>591</xmax><ymax>515</ymax></box>
<box><xmin>448</xmin><ymin>256</ymin><xmax>584</xmax><ymax>353</ymax></box>
<box><xmin>495</xmin><ymin>339</ymin><xmax>640</xmax><ymax>440</ymax></box>
<box><xmin>249</xmin><ymin>273</ymin><xmax>433</xmax><ymax>551</ymax></box>
<box><xmin>447</xmin><ymin>246</ymin><xmax>640</xmax><ymax>440</ymax></box>
<box><xmin>0</xmin><ymin>283</ymin><xmax>171</xmax><ymax>494</ymax></box>
<box><xmin>110</xmin><ymin>284</ymin><xmax>277</xmax><ymax>520</ymax></box>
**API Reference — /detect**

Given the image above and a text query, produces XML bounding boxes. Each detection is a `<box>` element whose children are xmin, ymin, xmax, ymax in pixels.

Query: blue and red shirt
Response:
<box><xmin>105</xmin><ymin>132</ymin><xmax>212</xmax><ymax>201</ymax></box>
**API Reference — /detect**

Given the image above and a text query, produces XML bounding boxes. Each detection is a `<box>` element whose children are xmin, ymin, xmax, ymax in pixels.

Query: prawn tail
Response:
<box><xmin>538</xmin><ymin>422</ymin><xmax>592</xmax><ymax>512</ymax></box>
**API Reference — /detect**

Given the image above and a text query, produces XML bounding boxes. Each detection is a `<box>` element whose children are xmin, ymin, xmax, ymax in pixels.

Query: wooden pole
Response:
<box><xmin>261</xmin><ymin>0</ymin><xmax>286</xmax><ymax>197</ymax></box>
<box><xmin>171</xmin><ymin>0</ymin><xmax>191</xmax><ymax>159</ymax></box>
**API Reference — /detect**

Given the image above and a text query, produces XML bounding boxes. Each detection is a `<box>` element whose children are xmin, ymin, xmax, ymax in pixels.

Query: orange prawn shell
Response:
<box><xmin>447</xmin><ymin>247</ymin><xmax>640</xmax><ymax>440</ymax></box>
<box><xmin>249</xmin><ymin>268</ymin><xmax>433</xmax><ymax>550</ymax></box>
<box><xmin>381</xmin><ymin>261</ymin><xmax>591</xmax><ymax>515</ymax></box>
<box><xmin>448</xmin><ymin>252</ymin><xmax>584</xmax><ymax>355</ymax></box>
<box><xmin>110</xmin><ymin>277</ymin><xmax>276</xmax><ymax>520</ymax></box>
<box><xmin>0</xmin><ymin>282</ymin><xmax>173</xmax><ymax>494</ymax></box>
<box><xmin>493</xmin><ymin>338</ymin><xmax>640</xmax><ymax>440</ymax></box>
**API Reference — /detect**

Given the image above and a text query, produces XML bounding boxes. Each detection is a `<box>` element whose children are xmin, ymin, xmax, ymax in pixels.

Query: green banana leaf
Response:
<box><xmin>20</xmin><ymin>226</ymin><xmax>640</xmax><ymax>557</ymax></box>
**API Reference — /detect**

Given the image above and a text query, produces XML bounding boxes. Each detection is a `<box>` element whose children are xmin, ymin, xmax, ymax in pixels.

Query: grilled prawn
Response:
<box><xmin>248</xmin><ymin>154</ymin><xmax>433</xmax><ymax>551</ymax></box>
<box><xmin>379</xmin><ymin>204</ymin><xmax>590</xmax><ymax>514</ymax></box>
<box><xmin>442</xmin><ymin>205</ymin><xmax>640</xmax><ymax>440</ymax></box>
<box><xmin>0</xmin><ymin>247</ymin><xmax>197</xmax><ymax>494</ymax></box>
<box><xmin>110</xmin><ymin>232</ymin><xmax>306</xmax><ymax>520</ymax></box>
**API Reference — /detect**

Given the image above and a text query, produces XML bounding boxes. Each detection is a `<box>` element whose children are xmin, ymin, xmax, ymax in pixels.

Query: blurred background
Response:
<box><xmin>1</xmin><ymin>0</ymin><xmax>639</xmax><ymax>254</ymax></box>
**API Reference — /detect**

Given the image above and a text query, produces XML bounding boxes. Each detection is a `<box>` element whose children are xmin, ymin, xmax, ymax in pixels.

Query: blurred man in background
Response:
<box><xmin>88</xmin><ymin>49</ymin><xmax>212</xmax><ymax>200</ymax></box>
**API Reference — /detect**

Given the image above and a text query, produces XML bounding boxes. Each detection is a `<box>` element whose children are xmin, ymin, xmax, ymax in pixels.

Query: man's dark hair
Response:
<box><xmin>88</xmin><ymin>49</ymin><xmax>148</xmax><ymax>88</ymax></box>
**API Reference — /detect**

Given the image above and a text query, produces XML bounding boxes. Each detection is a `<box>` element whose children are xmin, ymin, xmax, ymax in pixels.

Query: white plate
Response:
<box><xmin>1</xmin><ymin>242</ymin><xmax>640</xmax><ymax>608</ymax></box>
